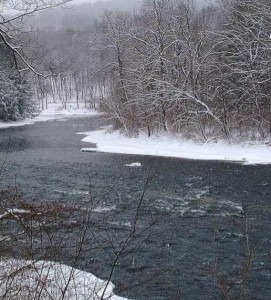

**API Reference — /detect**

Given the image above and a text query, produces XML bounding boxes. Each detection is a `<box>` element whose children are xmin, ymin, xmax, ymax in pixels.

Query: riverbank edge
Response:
<box><xmin>0</xmin><ymin>104</ymin><xmax>102</xmax><ymax>130</ymax></box>
<box><xmin>78</xmin><ymin>128</ymin><xmax>271</xmax><ymax>165</ymax></box>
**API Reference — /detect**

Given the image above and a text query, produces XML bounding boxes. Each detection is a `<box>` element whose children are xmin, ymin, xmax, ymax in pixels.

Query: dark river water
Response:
<box><xmin>0</xmin><ymin>116</ymin><xmax>270</xmax><ymax>300</ymax></box>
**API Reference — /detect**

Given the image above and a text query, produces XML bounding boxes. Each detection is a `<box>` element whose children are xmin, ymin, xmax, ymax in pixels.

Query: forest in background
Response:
<box><xmin>1</xmin><ymin>0</ymin><xmax>271</xmax><ymax>142</ymax></box>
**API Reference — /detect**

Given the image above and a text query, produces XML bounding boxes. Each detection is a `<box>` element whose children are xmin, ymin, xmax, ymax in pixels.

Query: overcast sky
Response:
<box><xmin>71</xmin><ymin>0</ymin><xmax>111</xmax><ymax>4</ymax></box>
<box><xmin>71</xmin><ymin>0</ymin><xmax>212</xmax><ymax>5</ymax></box>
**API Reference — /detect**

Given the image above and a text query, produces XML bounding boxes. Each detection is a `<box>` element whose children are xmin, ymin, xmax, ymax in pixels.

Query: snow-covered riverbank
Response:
<box><xmin>0</xmin><ymin>259</ymin><xmax>127</xmax><ymax>300</ymax></box>
<box><xmin>0</xmin><ymin>103</ymin><xmax>101</xmax><ymax>130</ymax></box>
<box><xmin>79</xmin><ymin>128</ymin><xmax>271</xmax><ymax>165</ymax></box>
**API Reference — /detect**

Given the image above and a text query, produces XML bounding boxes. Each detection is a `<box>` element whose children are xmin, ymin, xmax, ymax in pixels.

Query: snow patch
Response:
<box><xmin>79</xmin><ymin>128</ymin><xmax>271</xmax><ymax>165</ymax></box>
<box><xmin>0</xmin><ymin>259</ymin><xmax>127</xmax><ymax>300</ymax></box>
<box><xmin>125</xmin><ymin>162</ymin><xmax>142</xmax><ymax>167</ymax></box>
<box><xmin>0</xmin><ymin>103</ymin><xmax>102</xmax><ymax>130</ymax></box>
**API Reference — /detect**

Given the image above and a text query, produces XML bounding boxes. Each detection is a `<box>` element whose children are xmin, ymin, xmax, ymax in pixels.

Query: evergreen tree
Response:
<box><xmin>0</xmin><ymin>44</ymin><xmax>35</xmax><ymax>121</ymax></box>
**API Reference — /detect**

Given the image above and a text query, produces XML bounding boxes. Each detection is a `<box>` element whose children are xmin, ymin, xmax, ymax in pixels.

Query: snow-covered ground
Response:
<box><xmin>0</xmin><ymin>103</ymin><xmax>101</xmax><ymax>130</ymax></box>
<box><xmin>0</xmin><ymin>258</ymin><xmax>127</xmax><ymax>300</ymax></box>
<box><xmin>79</xmin><ymin>128</ymin><xmax>271</xmax><ymax>165</ymax></box>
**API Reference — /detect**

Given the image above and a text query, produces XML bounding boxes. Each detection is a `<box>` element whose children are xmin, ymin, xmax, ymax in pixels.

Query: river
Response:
<box><xmin>0</xmin><ymin>116</ymin><xmax>270</xmax><ymax>299</ymax></box>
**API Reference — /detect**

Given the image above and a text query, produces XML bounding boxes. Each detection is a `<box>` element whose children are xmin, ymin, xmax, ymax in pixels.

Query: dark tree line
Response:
<box><xmin>0</xmin><ymin>0</ymin><xmax>71</xmax><ymax>121</ymax></box>
<box><xmin>19</xmin><ymin>0</ymin><xmax>142</xmax><ymax>111</ymax></box>
<box><xmin>90</xmin><ymin>0</ymin><xmax>271</xmax><ymax>141</ymax></box>
<box><xmin>3</xmin><ymin>0</ymin><xmax>270</xmax><ymax>142</ymax></box>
